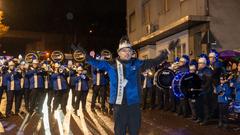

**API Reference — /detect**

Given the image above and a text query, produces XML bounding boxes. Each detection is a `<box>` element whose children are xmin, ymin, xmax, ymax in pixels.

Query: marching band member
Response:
<box><xmin>216</xmin><ymin>74</ymin><xmax>232</xmax><ymax>128</ymax></box>
<box><xmin>73</xmin><ymin>66</ymin><xmax>89</xmax><ymax>112</ymax></box>
<box><xmin>51</xmin><ymin>63</ymin><xmax>68</xmax><ymax>114</ymax></box>
<box><xmin>197</xmin><ymin>54</ymin><xmax>213</xmax><ymax>125</ymax></box>
<box><xmin>0</xmin><ymin>65</ymin><xmax>5</xmax><ymax>110</ymax></box>
<box><xmin>91</xmin><ymin>55</ymin><xmax>108</xmax><ymax>112</ymax></box>
<box><xmin>85</xmin><ymin>36</ymin><xmax>176</xmax><ymax>135</ymax></box>
<box><xmin>23</xmin><ymin>62</ymin><xmax>31</xmax><ymax>112</ymax></box>
<box><xmin>5</xmin><ymin>61</ymin><xmax>22</xmax><ymax>117</ymax></box>
<box><xmin>26</xmin><ymin>59</ymin><xmax>44</xmax><ymax>114</ymax></box>
<box><xmin>188</xmin><ymin>60</ymin><xmax>198</xmax><ymax>121</ymax></box>
<box><xmin>208</xmin><ymin>49</ymin><xmax>225</xmax><ymax>118</ymax></box>
<box><xmin>177</xmin><ymin>55</ymin><xmax>190</xmax><ymax>117</ymax></box>
<box><xmin>14</xmin><ymin>61</ymin><xmax>26</xmax><ymax>114</ymax></box>
<box><xmin>142</xmin><ymin>69</ymin><xmax>154</xmax><ymax>110</ymax></box>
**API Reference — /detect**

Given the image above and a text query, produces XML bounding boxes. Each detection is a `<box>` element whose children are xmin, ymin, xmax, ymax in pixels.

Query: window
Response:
<box><xmin>129</xmin><ymin>11</ymin><xmax>136</xmax><ymax>32</ymax></box>
<box><xmin>142</xmin><ymin>0</ymin><xmax>151</xmax><ymax>25</ymax></box>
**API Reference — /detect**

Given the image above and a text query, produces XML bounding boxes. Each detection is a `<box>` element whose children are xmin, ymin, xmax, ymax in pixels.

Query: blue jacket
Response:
<box><xmin>216</xmin><ymin>83</ymin><xmax>231</xmax><ymax>103</ymax></box>
<box><xmin>21</xmin><ymin>72</ymin><xmax>30</xmax><ymax>89</ymax></box>
<box><xmin>26</xmin><ymin>69</ymin><xmax>44</xmax><ymax>89</ymax></box>
<box><xmin>91</xmin><ymin>67</ymin><xmax>108</xmax><ymax>86</ymax></box>
<box><xmin>5</xmin><ymin>70</ymin><xmax>22</xmax><ymax>91</ymax></box>
<box><xmin>142</xmin><ymin>75</ymin><xmax>153</xmax><ymax>88</ymax></box>
<box><xmin>66</xmin><ymin>70</ymin><xmax>76</xmax><ymax>87</ymax></box>
<box><xmin>234</xmin><ymin>75</ymin><xmax>240</xmax><ymax>102</ymax></box>
<box><xmin>51</xmin><ymin>73</ymin><xmax>68</xmax><ymax>90</ymax></box>
<box><xmin>74</xmin><ymin>74</ymin><xmax>89</xmax><ymax>91</ymax></box>
<box><xmin>86</xmin><ymin>51</ymin><xmax>168</xmax><ymax>105</ymax></box>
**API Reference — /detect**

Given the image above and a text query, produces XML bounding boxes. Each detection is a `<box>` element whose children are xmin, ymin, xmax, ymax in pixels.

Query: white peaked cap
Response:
<box><xmin>198</xmin><ymin>57</ymin><xmax>207</xmax><ymax>64</ymax></box>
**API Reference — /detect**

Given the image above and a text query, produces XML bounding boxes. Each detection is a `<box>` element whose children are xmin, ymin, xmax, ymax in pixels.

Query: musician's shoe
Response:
<box><xmin>194</xmin><ymin>118</ymin><xmax>202</xmax><ymax>123</ymax></box>
<box><xmin>199</xmin><ymin>120</ymin><xmax>208</xmax><ymax>126</ymax></box>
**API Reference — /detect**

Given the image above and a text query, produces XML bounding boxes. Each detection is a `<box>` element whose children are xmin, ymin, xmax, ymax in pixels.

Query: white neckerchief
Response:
<box><xmin>57</xmin><ymin>75</ymin><xmax>62</xmax><ymax>90</ymax></box>
<box><xmin>34</xmin><ymin>72</ymin><xmax>38</xmax><ymax>88</ymax></box>
<box><xmin>10</xmin><ymin>74</ymin><xmax>14</xmax><ymax>90</ymax></box>
<box><xmin>77</xmin><ymin>77</ymin><xmax>82</xmax><ymax>91</ymax></box>
<box><xmin>143</xmin><ymin>76</ymin><xmax>147</xmax><ymax>89</ymax></box>
<box><xmin>116</xmin><ymin>60</ymin><xmax>128</xmax><ymax>105</ymax></box>
<box><xmin>0</xmin><ymin>75</ymin><xmax>2</xmax><ymax>87</ymax></box>
<box><xmin>96</xmin><ymin>69</ymin><xmax>100</xmax><ymax>86</ymax></box>
<box><xmin>45</xmin><ymin>76</ymin><xmax>48</xmax><ymax>89</ymax></box>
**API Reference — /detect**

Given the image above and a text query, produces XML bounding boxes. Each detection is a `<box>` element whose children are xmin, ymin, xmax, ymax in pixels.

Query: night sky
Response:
<box><xmin>0</xmin><ymin>0</ymin><xmax>126</xmax><ymax>55</ymax></box>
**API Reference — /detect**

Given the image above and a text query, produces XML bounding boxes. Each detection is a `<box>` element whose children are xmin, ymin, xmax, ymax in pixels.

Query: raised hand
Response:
<box><xmin>168</xmin><ymin>39</ymin><xmax>179</xmax><ymax>52</ymax></box>
<box><xmin>90</xmin><ymin>50</ymin><xmax>95</xmax><ymax>58</ymax></box>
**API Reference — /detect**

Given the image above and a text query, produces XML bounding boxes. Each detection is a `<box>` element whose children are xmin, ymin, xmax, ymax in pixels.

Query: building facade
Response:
<box><xmin>127</xmin><ymin>0</ymin><xmax>240</xmax><ymax>60</ymax></box>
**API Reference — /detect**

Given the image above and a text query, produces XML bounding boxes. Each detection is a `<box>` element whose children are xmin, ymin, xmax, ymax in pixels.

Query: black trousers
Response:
<box><xmin>15</xmin><ymin>90</ymin><xmax>24</xmax><ymax>113</ymax></box>
<box><xmin>142</xmin><ymin>87</ymin><xmax>155</xmax><ymax>109</ymax></box>
<box><xmin>29</xmin><ymin>88</ymin><xmax>43</xmax><ymax>113</ymax></box>
<box><xmin>0</xmin><ymin>87</ymin><xmax>4</xmax><ymax>105</ymax></box>
<box><xmin>24</xmin><ymin>89</ymin><xmax>31</xmax><ymax>112</ymax></box>
<box><xmin>73</xmin><ymin>90</ymin><xmax>89</xmax><ymax>110</ymax></box>
<box><xmin>197</xmin><ymin>93</ymin><xmax>211</xmax><ymax>122</ymax></box>
<box><xmin>6</xmin><ymin>90</ymin><xmax>15</xmax><ymax>116</ymax></box>
<box><xmin>189</xmin><ymin>98</ymin><xmax>197</xmax><ymax>119</ymax></box>
<box><xmin>91</xmin><ymin>85</ymin><xmax>107</xmax><ymax>109</ymax></box>
<box><xmin>53</xmin><ymin>90</ymin><xmax>68</xmax><ymax>113</ymax></box>
<box><xmin>218</xmin><ymin>103</ymin><xmax>228</xmax><ymax>124</ymax></box>
<box><xmin>114</xmin><ymin>104</ymin><xmax>141</xmax><ymax>135</ymax></box>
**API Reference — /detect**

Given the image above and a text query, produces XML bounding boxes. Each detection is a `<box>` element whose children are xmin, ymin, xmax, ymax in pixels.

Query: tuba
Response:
<box><xmin>73</xmin><ymin>49</ymin><xmax>86</xmax><ymax>62</ymax></box>
<box><xmin>51</xmin><ymin>50</ymin><xmax>64</xmax><ymax>62</ymax></box>
<box><xmin>100</xmin><ymin>49</ymin><xmax>112</xmax><ymax>61</ymax></box>
<box><xmin>25</xmin><ymin>52</ymin><xmax>39</xmax><ymax>64</ymax></box>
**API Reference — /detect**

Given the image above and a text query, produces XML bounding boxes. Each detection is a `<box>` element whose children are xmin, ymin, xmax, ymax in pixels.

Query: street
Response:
<box><xmin>0</xmin><ymin>90</ymin><xmax>237</xmax><ymax>135</ymax></box>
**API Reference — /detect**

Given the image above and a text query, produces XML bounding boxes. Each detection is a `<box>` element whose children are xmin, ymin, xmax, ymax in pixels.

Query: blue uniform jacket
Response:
<box><xmin>51</xmin><ymin>73</ymin><xmax>68</xmax><ymax>90</ymax></box>
<box><xmin>91</xmin><ymin>67</ymin><xmax>108</xmax><ymax>86</ymax></box>
<box><xmin>26</xmin><ymin>69</ymin><xmax>44</xmax><ymax>89</ymax></box>
<box><xmin>86</xmin><ymin>51</ymin><xmax>168</xmax><ymax>105</ymax></box>
<box><xmin>216</xmin><ymin>83</ymin><xmax>232</xmax><ymax>103</ymax></box>
<box><xmin>74</xmin><ymin>74</ymin><xmax>89</xmax><ymax>91</ymax></box>
<box><xmin>5</xmin><ymin>70</ymin><xmax>22</xmax><ymax>91</ymax></box>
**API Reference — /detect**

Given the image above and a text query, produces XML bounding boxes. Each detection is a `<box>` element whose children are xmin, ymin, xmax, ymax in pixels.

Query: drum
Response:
<box><xmin>155</xmin><ymin>68</ymin><xmax>175</xmax><ymax>89</ymax></box>
<box><xmin>181</xmin><ymin>73</ymin><xmax>202</xmax><ymax>99</ymax></box>
<box><xmin>172</xmin><ymin>72</ymin><xmax>202</xmax><ymax>99</ymax></box>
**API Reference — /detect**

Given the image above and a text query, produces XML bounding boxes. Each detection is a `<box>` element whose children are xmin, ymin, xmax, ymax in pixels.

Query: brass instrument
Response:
<box><xmin>73</xmin><ymin>50</ymin><xmax>86</xmax><ymax>62</ymax></box>
<box><xmin>25</xmin><ymin>53</ymin><xmax>39</xmax><ymax>64</ymax></box>
<box><xmin>100</xmin><ymin>49</ymin><xmax>112</xmax><ymax>61</ymax></box>
<box><xmin>51</xmin><ymin>51</ymin><xmax>64</xmax><ymax>62</ymax></box>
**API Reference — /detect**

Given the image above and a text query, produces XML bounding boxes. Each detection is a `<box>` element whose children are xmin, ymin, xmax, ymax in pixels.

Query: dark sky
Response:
<box><xmin>0</xmin><ymin>0</ymin><xmax>126</xmax><ymax>54</ymax></box>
